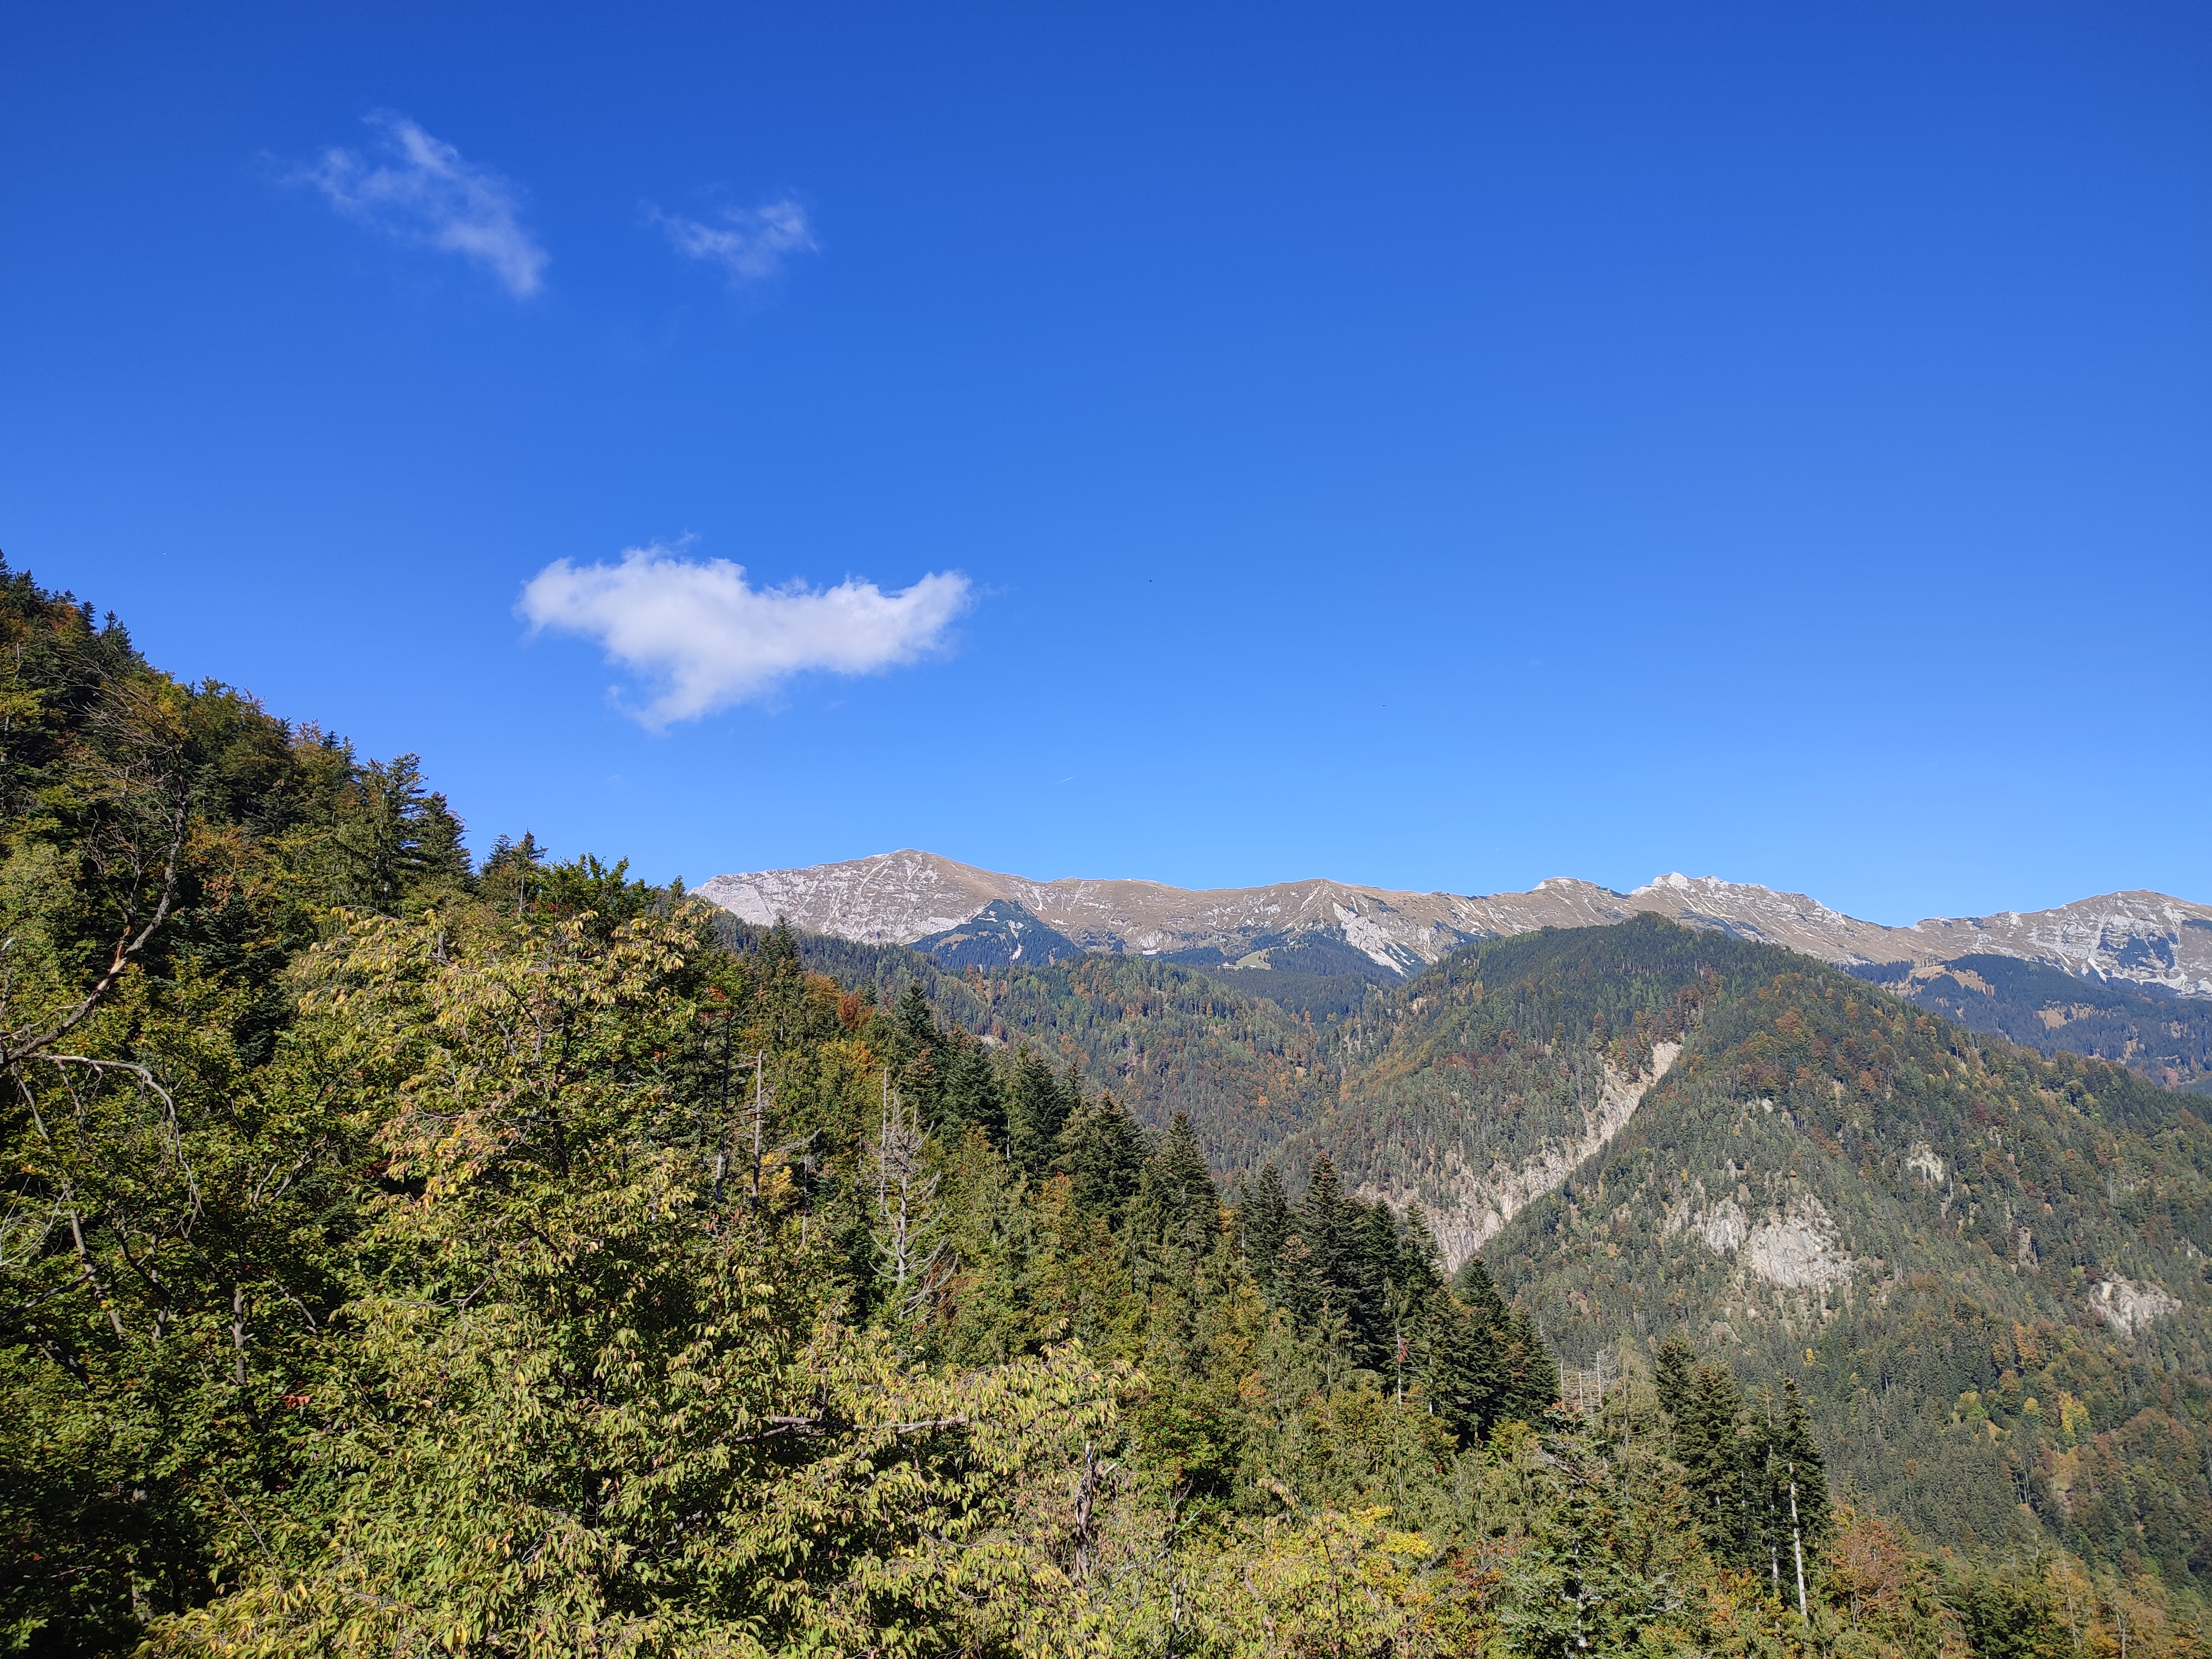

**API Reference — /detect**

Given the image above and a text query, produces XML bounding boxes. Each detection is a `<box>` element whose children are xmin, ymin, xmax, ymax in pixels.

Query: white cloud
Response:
<box><xmin>648</xmin><ymin>199</ymin><xmax>816</xmax><ymax>283</ymax></box>
<box><xmin>301</xmin><ymin>113</ymin><xmax>547</xmax><ymax>296</ymax></box>
<box><xmin>519</xmin><ymin>545</ymin><xmax>972</xmax><ymax>726</ymax></box>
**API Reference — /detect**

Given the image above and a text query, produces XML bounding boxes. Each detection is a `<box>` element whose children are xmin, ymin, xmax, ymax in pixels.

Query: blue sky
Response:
<box><xmin>3</xmin><ymin>3</ymin><xmax>2206</xmax><ymax>924</ymax></box>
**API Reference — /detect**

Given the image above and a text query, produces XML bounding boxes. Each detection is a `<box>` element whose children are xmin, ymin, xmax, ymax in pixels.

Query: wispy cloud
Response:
<box><xmin>300</xmin><ymin>113</ymin><xmax>547</xmax><ymax>296</ymax></box>
<box><xmin>519</xmin><ymin>545</ymin><xmax>972</xmax><ymax>726</ymax></box>
<box><xmin>647</xmin><ymin>199</ymin><xmax>816</xmax><ymax>283</ymax></box>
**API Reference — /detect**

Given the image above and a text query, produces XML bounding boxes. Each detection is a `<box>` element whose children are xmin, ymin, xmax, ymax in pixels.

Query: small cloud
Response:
<box><xmin>299</xmin><ymin>113</ymin><xmax>547</xmax><ymax>296</ymax></box>
<box><xmin>519</xmin><ymin>544</ymin><xmax>972</xmax><ymax>726</ymax></box>
<box><xmin>647</xmin><ymin>198</ymin><xmax>816</xmax><ymax>283</ymax></box>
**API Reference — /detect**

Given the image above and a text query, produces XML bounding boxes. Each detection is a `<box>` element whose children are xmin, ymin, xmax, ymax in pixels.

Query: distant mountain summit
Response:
<box><xmin>694</xmin><ymin>851</ymin><xmax>2212</xmax><ymax>997</ymax></box>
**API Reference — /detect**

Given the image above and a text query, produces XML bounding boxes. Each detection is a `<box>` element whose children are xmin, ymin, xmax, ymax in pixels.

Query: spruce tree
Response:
<box><xmin>1005</xmin><ymin>1046</ymin><xmax>1072</xmax><ymax>1178</ymax></box>
<box><xmin>940</xmin><ymin>1036</ymin><xmax>1007</xmax><ymax>1149</ymax></box>
<box><xmin>1677</xmin><ymin>1363</ymin><xmax>1749</xmax><ymax>1567</ymax></box>
<box><xmin>1055</xmin><ymin>1093</ymin><xmax>1146</xmax><ymax>1224</ymax></box>
<box><xmin>1654</xmin><ymin>1332</ymin><xmax>1697</xmax><ymax>1427</ymax></box>
<box><xmin>895</xmin><ymin>980</ymin><xmax>936</xmax><ymax>1055</ymax></box>
<box><xmin>1454</xmin><ymin>1255</ymin><xmax>1507</xmax><ymax>1323</ymax></box>
<box><xmin>1298</xmin><ymin>1155</ymin><xmax>1349</xmax><ymax>1295</ymax></box>
<box><xmin>340</xmin><ymin>753</ymin><xmax>469</xmax><ymax>914</ymax></box>
<box><xmin>1240</xmin><ymin>1163</ymin><xmax>1291</xmax><ymax>1296</ymax></box>
<box><xmin>1152</xmin><ymin>1112</ymin><xmax>1218</xmax><ymax>1248</ymax></box>
<box><xmin>1773</xmin><ymin>1375</ymin><xmax>1829</xmax><ymax>1618</ymax></box>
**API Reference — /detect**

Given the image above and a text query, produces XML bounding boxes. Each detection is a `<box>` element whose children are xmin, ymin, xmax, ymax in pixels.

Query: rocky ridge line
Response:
<box><xmin>695</xmin><ymin>851</ymin><xmax>2212</xmax><ymax>995</ymax></box>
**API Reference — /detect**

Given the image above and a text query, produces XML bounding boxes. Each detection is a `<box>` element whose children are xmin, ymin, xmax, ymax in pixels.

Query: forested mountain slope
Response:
<box><xmin>733</xmin><ymin>918</ymin><xmax>1340</xmax><ymax>1172</ymax></box>
<box><xmin>808</xmin><ymin>908</ymin><xmax>2212</xmax><ymax>1580</ymax></box>
<box><xmin>1310</xmin><ymin>919</ymin><xmax>2212</xmax><ymax>1578</ymax></box>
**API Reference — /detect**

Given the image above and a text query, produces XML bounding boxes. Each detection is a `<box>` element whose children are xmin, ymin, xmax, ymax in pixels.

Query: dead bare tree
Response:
<box><xmin>869</xmin><ymin>1070</ymin><xmax>946</xmax><ymax>1323</ymax></box>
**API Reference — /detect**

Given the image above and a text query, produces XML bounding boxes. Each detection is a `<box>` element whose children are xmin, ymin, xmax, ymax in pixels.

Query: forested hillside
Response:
<box><xmin>1305</xmin><ymin>921</ymin><xmax>2212</xmax><ymax>1582</ymax></box>
<box><xmin>5</xmin><ymin>554</ymin><xmax>2209</xmax><ymax>1656</ymax></box>
<box><xmin>739</xmin><ymin>919</ymin><xmax>1343</xmax><ymax>1172</ymax></box>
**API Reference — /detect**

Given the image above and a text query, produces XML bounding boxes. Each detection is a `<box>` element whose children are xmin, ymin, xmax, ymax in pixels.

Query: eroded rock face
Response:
<box><xmin>1743</xmin><ymin>1201</ymin><xmax>1854</xmax><ymax>1290</ymax></box>
<box><xmin>1367</xmin><ymin>1041</ymin><xmax>1682</xmax><ymax>1270</ymax></box>
<box><xmin>2091</xmin><ymin>1274</ymin><xmax>2178</xmax><ymax>1337</ymax></box>
<box><xmin>1670</xmin><ymin>1197</ymin><xmax>1749</xmax><ymax>1254</ymax></box>
<box><xmin>1668</xmin><ymin>1190</ymin><xmax>1853</xmax><ymax>1291</ymax></box>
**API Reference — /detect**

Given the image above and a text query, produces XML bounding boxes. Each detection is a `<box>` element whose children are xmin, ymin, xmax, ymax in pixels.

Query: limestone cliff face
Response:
<box><xmin>697</xmin><ymin>851</ymin><xmax>2210</xmax><ymax>994</ymax></box>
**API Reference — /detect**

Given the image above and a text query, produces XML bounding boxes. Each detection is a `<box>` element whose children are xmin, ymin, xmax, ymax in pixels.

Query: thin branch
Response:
<box><xmin>1</xmin><ymin>800</ymin><xmax>187</xmax><ymax>1067</ymax></box>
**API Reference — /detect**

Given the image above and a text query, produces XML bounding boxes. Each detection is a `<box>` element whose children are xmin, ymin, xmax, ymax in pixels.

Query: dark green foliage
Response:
<box><xmin>1655</xmin><ymin>1329</ymin><xmax>1697</xmax><ymax>1422</ymax></box>
<box><xmin>911</xmin><ymin>898</ymin><xmax>1080</xmax><ymax>969</ymax></box>
<box><xmin>1006</xmin><ymin>1045</ymin><xmax>1075</xmax><ymax>1176</ymax></box>
<box><xmin>1240</xmin><ymin>1162</ymin><xmax>1291</xmax><ymax>1294</ymax></box>
<box><xmin>739</xmin><ymin>919</ymin><xmax>1337</xmax><ymax>1172</ymax></box>
<box><xmin>336</xmin><ymin>752</ymin><xmax>469</xmax><ymax>913</ymax></box>
<box><xmin>1056</xmin><ymin>1091</ymin><xmax>1147</xmax><ymax>1223</ymax></box>
<box><xmin>1140</xmin><ymin>1109</ymin><xmax>1220</xmax><ymax>1253</ymax></box>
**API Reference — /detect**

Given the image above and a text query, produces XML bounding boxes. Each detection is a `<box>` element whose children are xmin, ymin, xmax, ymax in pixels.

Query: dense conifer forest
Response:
<box><xmin>5</xmin><ymin>555</ymin><xmax>2210</xmax><ymax>1656</ymax></box>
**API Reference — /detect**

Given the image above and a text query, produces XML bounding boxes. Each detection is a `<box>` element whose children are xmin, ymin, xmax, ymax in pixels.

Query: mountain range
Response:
<box><xmin>697</xmin><ymin>848</ymin><xmax>2212</xmax><ymax>994</ymax></box>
